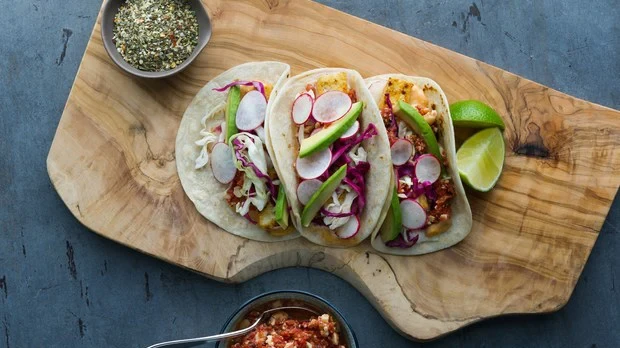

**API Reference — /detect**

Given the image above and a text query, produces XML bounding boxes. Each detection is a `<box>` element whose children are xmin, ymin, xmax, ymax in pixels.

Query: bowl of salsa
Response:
<box><xmin>216</xmin><ymin>290</ymin><xmax>358</xmax><ymax>348</ymax></box>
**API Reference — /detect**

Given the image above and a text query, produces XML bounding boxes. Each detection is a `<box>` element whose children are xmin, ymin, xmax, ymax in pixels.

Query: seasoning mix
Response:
<box><xmin>113</xmin><ymin>0</ymin><xmax>199</xmax><ymax>72</ymax></box>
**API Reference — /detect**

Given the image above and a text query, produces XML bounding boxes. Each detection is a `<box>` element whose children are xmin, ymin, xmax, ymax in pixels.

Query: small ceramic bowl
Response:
<box><xmin>100</xmin><ymin>0</ymin><xmax>212</xmax><ymax>79</ymax></box>
<box><xmin>216</xmin><ymin>290</ymin><xmax>358</xmax><ymax>348</ymax></box>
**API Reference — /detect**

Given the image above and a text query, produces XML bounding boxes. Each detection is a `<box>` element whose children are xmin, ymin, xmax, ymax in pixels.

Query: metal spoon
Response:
<box><xmin>146</xmin><ymin>306</ymin><xmax>320</xmax><ymax>348</ymax></box>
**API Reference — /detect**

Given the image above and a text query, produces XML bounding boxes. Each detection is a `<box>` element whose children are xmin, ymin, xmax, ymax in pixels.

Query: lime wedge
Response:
<box><xmin>456</xmin><ymin>127</ymin><xmax>505</xmax><ymax>192</ymax></box>
<box><xmin>450</xmin><ymin>100</ymin><xmax>505</xmax><ymax>130</ymax></box>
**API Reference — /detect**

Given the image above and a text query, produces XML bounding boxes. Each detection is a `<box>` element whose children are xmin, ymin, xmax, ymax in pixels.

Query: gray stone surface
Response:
<box><xmin>0</xmin><ymin>0</ymin><xmax>618</xmax><ymax>347</ymax></box>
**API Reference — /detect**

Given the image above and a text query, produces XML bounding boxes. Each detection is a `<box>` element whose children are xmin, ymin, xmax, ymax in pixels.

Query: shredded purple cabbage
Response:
<box><xmin>342</xmin><ymin>161</ymin><xmax>370</xmax><ymax>215</ymax></box>
<box><xmin>310</xmin><ymin>124</ymin><xmax>378</xmax><ymax>227</ymax></box>
<box><xmin>213</xmin><ymin>80</ymin><xmax>266</xmax><ymax>98</ymax></box>
<box><xmin>395</xmin><ymin>161</ymin><xmax>437</xmax><ymax>201</ymax></box>
<box><xmin>330</xmin><ymin>123</ymin><xmax>378</xmax><ymax>166</ymax></box>
<box><xmin>243</xmin><ymin>213</ymin><xmax>257</xmax><ymax>224</ymax></box>
<box><xmin>232</xmin><ymin>138</ymin><xmax>278</xmax><ymax>200</ymax></box>
<box><xmin>386</xmin><ymin>231</ymin><xmax>420</xmax><ymax>248</ymax></box>
<box><xmin>384</xmin><ymin>93</ymin><xmax>397</xmax><ymax>130</ymax></box>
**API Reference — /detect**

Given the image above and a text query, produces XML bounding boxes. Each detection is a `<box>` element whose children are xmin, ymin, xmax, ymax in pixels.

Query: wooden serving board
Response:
<box><xmin>47</xmin><ymin>0</ymin><xmax>619</xmax><ymax>341</ymax></box>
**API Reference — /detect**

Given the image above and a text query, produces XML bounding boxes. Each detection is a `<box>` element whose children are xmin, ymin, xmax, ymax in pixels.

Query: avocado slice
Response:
<box><xmin>379</xmin><ymin>186</ymin><xmax>402</xmax><ymax>242</ymax></box>
<box><xmin>299</xmin><ymin>102</ymin><xmax>363</xmax><ymax>158</ymax></box>
<box><xmin>275</xmin><ymin>184</ymin><xmax>289</xmax><ymax>228</ymax></box>
<box><xmin>301</xmin><ymin>164</ymin><xmax>347</xmax><ymax>227</ymax></box>
<box><xmin>395</xmin><ymin>101</ymin><xmax>442</xmax><ymax>161</ymax></box>
<box><xmin>225</xmin><ymin>85</ymin><xmax>241</xmax><ymax>143</ymax></box>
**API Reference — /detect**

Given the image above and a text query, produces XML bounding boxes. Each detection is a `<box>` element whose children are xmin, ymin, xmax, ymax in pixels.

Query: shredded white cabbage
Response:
<box><xmin>398</xmin><ymin>120</ymin><xmax>413</xmax><ymax>139</ymax></box>
<box><xmin>194</xmin><ymin>117</ymin><xmax>226</xmax><ymax>169</ymax></box>
<box><xmin>194</xmin><ymin>129</ymin><xmax>219</xmax><ymax>169</ymax></box>
<box><xmin>399</xmin><ymin>175</ymin><xmax>413</xmax><ymax>188</ymax></box>
<box><xmin>348</xmin><ymin>145</ymin><xmax>367</xmax><ymax>165</ymax></box>
<box><xmin>397</xmin><ymin>175</ymin><xmax>413</xmax><ymax>198</ymax></box>
<box><xmin>229</xmin><ymin>132</ymin><xmax>270</xmax><ymax>215</ymax></box>
<box><xmin>322</xmin><ymin>185</ymin><xmax>358</xmax><ymax>230</ymax></box>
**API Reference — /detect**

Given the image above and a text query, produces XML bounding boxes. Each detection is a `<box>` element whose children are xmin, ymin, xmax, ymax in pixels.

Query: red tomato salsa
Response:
<box><xmin>230</xmin><ymin>301</ymin><xmax>346</xmax><ymax>348</ymax></box>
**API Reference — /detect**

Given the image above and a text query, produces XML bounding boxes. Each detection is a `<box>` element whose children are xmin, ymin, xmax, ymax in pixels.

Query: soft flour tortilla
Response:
<box><xmin>266</xmin><ymin>68</ymin><xmax>393</xmax><ymax>247</ymax></box>
<box><xmin>176</xmin><ymin>61</ymin><xmax>299</xmax><ymax>242</ymax></box>
<box><xmin>365</xmin><ymin>74</ymin><xmax>473</xmax><ymax>255</ymax></box>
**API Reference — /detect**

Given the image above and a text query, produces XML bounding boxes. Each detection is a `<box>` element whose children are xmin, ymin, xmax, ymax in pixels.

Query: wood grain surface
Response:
<box><xmin>46</xmin><ymin>0</ymin><xmax>620</xmax><ymax>340</ymax></box>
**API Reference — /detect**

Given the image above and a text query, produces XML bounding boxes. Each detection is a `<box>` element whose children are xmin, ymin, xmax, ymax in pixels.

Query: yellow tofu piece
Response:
<box><xmin>316</xmin><ymin>72</ymin><xmax>349</xmax><ymax>95</ymax></box>
<box><xmin>258</xmin><ymin>204</ymin><xmax>278</xmax><ymax>230</ymax></box>
<box><xmin>257</xmin><ymin>203</ymin><xmax>296</xmax><ymax>236</ymax></box>
<box><xmin>264</xmin><ymin>83</ymin><xmax>274</xmax><ymax>101</ymax></box>
<box><xmin>426</xmin><ymin>219</ymin><xmax>452</xmax><ymax>237</ymax></box>
<box><xmin>380</xmin><ymin>77</ymin><xmax>413</xmax><ymax>109</ymax></box>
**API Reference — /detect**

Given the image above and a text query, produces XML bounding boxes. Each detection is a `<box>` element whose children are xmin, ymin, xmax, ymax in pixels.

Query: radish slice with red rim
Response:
<box><xmin>391</xmin><ymin>139</ymin><xmax>413</xmax><ymax>166</ymax></box>
<box><xmin>297</xmin><ymin>179</ymin><xmax>323</xmax><ymax>205</ymax></box>
<box><xmin>340</xmin><ymin>120</ymin><xmax>359</xmax><ymax>140</ymax></box>
<box><xmin>336</xmin><ymin>216</ymin><xmax>360</xmax><ymax>239</ymax></box>
<box><xmin>415</xmin><ymin>154</ymin><xmax>441</xmax><ymax>184</ymax></box>
<box><xmin>210</xmin><ymin>143</ymin><xmax>236</xmax><ymax>184</ymax></box>
<box><xmin>236</xmin><ymin>90</ymin><xmax>267</xmax><ymax>131</ymax></box>
<box><xmin>292</xmin><ymin>93</ymin><xmax>314</xmax><ymax>125</ymax></box>
<box><xmin>400</xmin><ymin>199</ymin><xmax>427</xmax><ymax>229</ymax></box>
<box><xmin>296</xmin><ymin>148</ymin><xmax>332</xmax><ymax>180</ymax></box>
<box><xmin>312</xmin><ymin>91</ymin><xmax>352</xmax><ymax>123</ymax></box>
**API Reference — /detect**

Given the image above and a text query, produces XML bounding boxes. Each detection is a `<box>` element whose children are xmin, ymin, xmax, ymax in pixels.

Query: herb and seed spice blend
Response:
<box><xmin>113</xmin><ymin>0</ymin><xmax>199</xmax><ymax>72</ymax></box>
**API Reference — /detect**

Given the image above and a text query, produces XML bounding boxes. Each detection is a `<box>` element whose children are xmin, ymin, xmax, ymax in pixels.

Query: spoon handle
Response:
<box><xmin>146</xmin><ymin>327</ymin><xmax>253</xmax><ymax>348</ymax></box>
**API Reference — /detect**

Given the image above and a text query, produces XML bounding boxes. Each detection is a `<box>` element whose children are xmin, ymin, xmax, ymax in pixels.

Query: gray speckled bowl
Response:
<box><xmin>100</xmin><ymin>0</ymin><xmax>211</xmax><ymax>79</ymax></box>
<box><xmin>216</xmin><ymin>290</ymin><xmax>358</xmax><ymax>348</ymax></box>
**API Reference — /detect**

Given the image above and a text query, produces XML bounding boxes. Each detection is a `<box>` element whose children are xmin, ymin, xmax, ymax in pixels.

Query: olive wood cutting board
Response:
<box><xmin>46</xmin><ymin>0</ymin><xmax>620</xmax><ymax>341</ymax></box>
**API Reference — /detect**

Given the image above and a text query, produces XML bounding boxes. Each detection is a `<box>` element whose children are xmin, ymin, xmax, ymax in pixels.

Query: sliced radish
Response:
<box><xmin>210</xmin><ymin>143</ymin><xmax>236</xmax><ymax>184</ymax></box>
<box><xmin>236</xmin><ymin>90</ymin><xmax>267</xmax><ymax>131</ymax></box>
<box><xmin>391</xmin><ymin>139</ymin><xmax>413</xmax><ymax>166</ymax></box>
<box><xmin>415</xmin><ymin>154</ymin><xmax>441</xmax><ymax>184</ymax></box>
<box><xmin>400</xmin><ymin>199</ymin><xmax>427</xmax><ymax>229</ymax></box>
<box><xmin>340</xmin><ymin>120</ymin><xmax>359</xmax><ymax>140</ymax></box>
<box><xmin>292</xmin><ymin>93</ymin><xmax>314</xmax><ymax>125</ymax></box>
<box><xmin>297</xmin><ymin>179</ymin><xmax>323</xmax><ymax>205</ymax></box>
<box><xmin>336</xmin><ymin>216</ymin><xmax>360</xmax><ymax>239</ymax></box>
<box><xmin>296</xmin><ymin>147</ymin><xmax>332</xmax><ymax>180</ymax></box>
<box><xmin>312</xmin><ymin>91</ymin><xmax>352</xmax><ymax>123</ymax></box>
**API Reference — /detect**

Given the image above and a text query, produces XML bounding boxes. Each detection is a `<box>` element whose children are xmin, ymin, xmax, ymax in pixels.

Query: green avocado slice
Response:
<box><xmin>225</xmin><ymin>85</ymin><xmax>241</xmax><ymax>143</ymax></box>
<box><xmin>275</xmin><ymin>184</ymin><xmax>289</xmax><ymax>228</ymax></box>
<box><xmin>299</xmin><ymin>102</ymin><xmax>363</xmax><ymax>158</ymax></box>
<box><xmin>301</xmin><ymin>164</ymin><xmax>348</xmax><ymax>227</ymax></box>
<box><xmin>395</xmin><ymin>100</ymin><xmax>442</xmax><ymax>161</ymax></box>
<box><xmin>379</xmin><ymin>185</ymin><xmax>402</xmax><ymax>242</ymax></box>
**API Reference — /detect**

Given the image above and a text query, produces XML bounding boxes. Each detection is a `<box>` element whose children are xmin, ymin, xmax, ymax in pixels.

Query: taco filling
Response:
<box><xmin>378</xmin><ymin>77</ymin><xmax>456</xmax><ymax>248</ymax></box>
<box><xmin>292</xmin><ymin>72</ymin><xmax>378</xmax><ymax>239</ymax></box>
<box><xmin>194</xmin><ymin>80</ymin><xmax>294</xmax><ymax>237</ymax></box>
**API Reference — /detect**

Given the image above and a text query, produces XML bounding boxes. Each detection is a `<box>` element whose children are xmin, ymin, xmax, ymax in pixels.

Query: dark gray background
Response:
<box><xmin>1</xmin><ymin>0</ymin><xmax>618</xmax><ymax>347</ymax></box>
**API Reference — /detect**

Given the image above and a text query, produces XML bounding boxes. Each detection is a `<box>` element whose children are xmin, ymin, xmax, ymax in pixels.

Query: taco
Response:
<box><xmin>365</xmin><ymin>74</ymin><xmax>472</xmax><ymax>255</ymax></box>
<box><xmin>266</xmin><ymin>69</ymin><xmax>392</xmax><ymax>247</ymax></box>
<box><xmin>176</xmin><ymin>61</ymin><xmax>299</xmax><ymax>242</ymax></box>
